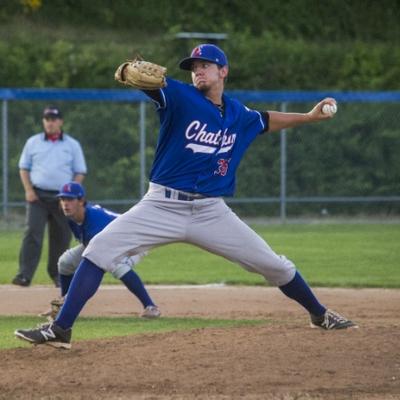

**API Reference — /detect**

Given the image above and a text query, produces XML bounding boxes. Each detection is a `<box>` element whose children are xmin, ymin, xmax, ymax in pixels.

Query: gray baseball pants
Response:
<box><xmin>58</xmin><ymin>244</ymin><xmax>145</xmax><ymax>279</ymax></box>
<box><xmin>83</xmin><ymin>183</ymin><xmax>296</xmax><ymax>286</ymax></box>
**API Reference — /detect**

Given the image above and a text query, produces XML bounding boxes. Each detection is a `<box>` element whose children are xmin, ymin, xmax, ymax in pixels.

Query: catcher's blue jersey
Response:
<box><xmin>68</xmin><ymin>204</ymin><xmax>119</xmax><ymax>246</ymax></box>
<box><xmin>149</xmin><ymin>78</ymin><xmax>268</xmax><ymax>197</ymax></box>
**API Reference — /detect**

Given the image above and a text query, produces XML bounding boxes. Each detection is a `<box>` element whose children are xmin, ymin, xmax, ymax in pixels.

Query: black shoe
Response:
<box><xmin>15</xmin><ymin>322</ymin><xmax>72</xmax><ymax>349</ymax></box>
<box><xmin>12</xmin><ymin>275</ymin><xmax>31</xmax><ymax>287</ymax></box>
<box><xmin>310</xmin><ymin>309</ymin><xmax>358</xmax><ymax>330</ymax></box>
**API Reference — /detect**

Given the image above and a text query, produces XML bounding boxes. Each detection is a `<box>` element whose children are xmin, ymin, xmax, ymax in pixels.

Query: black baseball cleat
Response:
<box><xmin>15</xmin><ymin>322</ymin><xmax>72</xmax><ymax>349</ymax></box>
<box><xmin>310</xmin><ymin>309</ymin><xmax>358</xmax><ymax>330</ymax></box>
<box><xmin>12</xmin><ymin>275</ymin><xmax>31</xmax><ymax>287</ymax></box>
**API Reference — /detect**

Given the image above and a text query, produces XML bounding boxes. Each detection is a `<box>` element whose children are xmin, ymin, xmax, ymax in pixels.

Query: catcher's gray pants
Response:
<box><xmin>59</xmin><ymin>244</ymin><xmax>145</xmax><ymax>279</ymax></box>
<box><xmin>84</xmin><ymin>183</ymin><xmax>296</xmax><ymax>286</ymax></box>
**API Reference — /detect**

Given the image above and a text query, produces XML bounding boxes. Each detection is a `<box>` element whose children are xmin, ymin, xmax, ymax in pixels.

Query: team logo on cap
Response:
<box><xmin>62</xmin><ymin>183</ymin><xmax>72</xmax><ymax>193</ymax></box>
<box><xmin>192</xmin><ymin>46</ymin><xmax>202</xmax><ymax>56</ymax></box>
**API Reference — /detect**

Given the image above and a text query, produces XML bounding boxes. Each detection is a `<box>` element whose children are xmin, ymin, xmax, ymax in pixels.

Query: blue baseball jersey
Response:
<box><xmin>149</xmin><ymin>78</ymin><xmax>268</xmax><ymax>197</ymax></box>
<box><xmin>68</xmin><ymin>204</ymin><xmax>119</xmax><ymax>246</ymax></box>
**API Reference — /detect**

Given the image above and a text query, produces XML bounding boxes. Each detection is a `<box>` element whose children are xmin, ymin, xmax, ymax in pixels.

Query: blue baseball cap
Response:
<box><xmin>57</xmin><ymin>182</ymin><xmax>85</xmax><ymax>199</ymax></box>
<box><xmin>179</xmin><ymin>44</ymin><xmax>228</xmax><ymax>71</ymax></box>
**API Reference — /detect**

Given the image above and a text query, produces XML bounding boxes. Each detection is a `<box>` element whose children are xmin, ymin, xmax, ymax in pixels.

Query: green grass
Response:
<box><xmin>1</xmin><ymin>316</ymin><xmax>266</xmax><ymax>350</ymax></box>
<box><xmin>1</xmin><ymin>224</ymin><xmax>399</xmax><ymax>287</ymax></box>
<box><xmin>1</xmin><ymin>223</ymin><xmax>399</xmax><ymax>350</ymax></box>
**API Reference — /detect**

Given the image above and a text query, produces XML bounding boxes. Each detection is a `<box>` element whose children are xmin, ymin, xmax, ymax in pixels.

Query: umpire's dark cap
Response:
<box><xmin>57</xmin><ymin>182</ymin><xmax>85</xmax><ymax>199</ymax></box>
<box><xmin>43</xmin><ymin>106</ymin><xmax>63</xmax><ymax>119</ymax></box>
<box><xmin>179</xmin><ymin>44</ymin><xmax>228</xmax><ymax>70</ymax></box>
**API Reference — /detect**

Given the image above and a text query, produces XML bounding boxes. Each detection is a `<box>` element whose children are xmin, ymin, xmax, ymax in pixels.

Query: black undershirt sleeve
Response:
<box><xmin>142</xmin><ymin>89</ymin><xmax>164</xmax><ymax>107</ymax></box>
<box><xmin>262</xmin><ymin>111</ymin><xmax>270</xmax><ymax>132</ymax></box>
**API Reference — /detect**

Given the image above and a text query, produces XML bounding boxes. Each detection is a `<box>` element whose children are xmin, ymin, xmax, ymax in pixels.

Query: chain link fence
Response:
<box><xmin>1</xmin><ymin>89</ymin><xmax>399</xmax><ymax>222</ymax></box>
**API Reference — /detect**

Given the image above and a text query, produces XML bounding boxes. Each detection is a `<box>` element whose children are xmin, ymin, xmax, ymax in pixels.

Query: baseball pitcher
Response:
<box><xmin>15</xmin><ymin>44</ymin><xmax>356</xmax><ymax>349</ymax></box>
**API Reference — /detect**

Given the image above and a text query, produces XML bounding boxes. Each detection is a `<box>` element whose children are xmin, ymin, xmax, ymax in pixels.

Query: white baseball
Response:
<box><xmin>322</xmin><ymin>103</ymin><xmax>337</xmax><ymax>115</ymax></box>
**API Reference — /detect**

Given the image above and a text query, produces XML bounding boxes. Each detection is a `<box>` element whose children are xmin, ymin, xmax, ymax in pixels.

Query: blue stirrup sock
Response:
<box><xmin>59</xmin><ymin>273</ymin><xmax>73</xmax><ymax>297</ymax></box>
<box><xmin>279</xmin><ymin>271</ymin><xmax>326</xmax><ymax>317</ymax></box>
<box><xmin>55</xmin><ymin>258</ymin><xmax>104</xmax><ymax>330</ymax></box>
<box><xmin>120</xmin><ymin>270</ymin><xmax>155</xmax><ymax>308</ymax></box>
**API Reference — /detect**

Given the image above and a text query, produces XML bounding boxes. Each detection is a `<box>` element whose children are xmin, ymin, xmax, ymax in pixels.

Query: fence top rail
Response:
<box><xmin>1</xmin><ymin>88</ymin><xmax>400</xmax><ymax>103</ymax></box>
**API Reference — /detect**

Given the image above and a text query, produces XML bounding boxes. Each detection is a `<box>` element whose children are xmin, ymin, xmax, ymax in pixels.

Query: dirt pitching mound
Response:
<box><xmin>0</xmin><ymin>285</ymin><xmax>399</xmax><ymax>399</ymax></box>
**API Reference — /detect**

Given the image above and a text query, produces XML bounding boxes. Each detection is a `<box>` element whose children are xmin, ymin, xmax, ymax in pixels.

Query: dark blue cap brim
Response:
<box><xmin>179</xmin><ymin>56</ymin><xmax>225</xmax><ymax>71</ymax></box>
<box><xmin>44</xmin><ymin>114</ymin><xmax>62</xmax><ymax>119</ymax></box>
<box><xmin>56</xmin><ymin>193</ymin><xmax>80</xmax><ymax>199</ymax></box>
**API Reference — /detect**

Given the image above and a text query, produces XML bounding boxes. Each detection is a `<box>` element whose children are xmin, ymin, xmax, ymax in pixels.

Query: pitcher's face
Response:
<box><xmin>191</xmin><ymin>61</ymin><xmax>228</xmax><ymax>92</ymax></box>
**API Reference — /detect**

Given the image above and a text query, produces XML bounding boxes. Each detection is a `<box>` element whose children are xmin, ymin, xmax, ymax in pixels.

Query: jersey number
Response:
<box><xmin>214</xmin><ymin>158</ymin><xmax>230</xmax><ymax>176</ymax></box>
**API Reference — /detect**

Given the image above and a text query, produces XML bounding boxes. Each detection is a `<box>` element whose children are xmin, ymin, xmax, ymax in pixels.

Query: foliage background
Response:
<box><xmin>0</xmin><ymin>0</ymin><xmax>399</xmax><ymax>216</ymax></box>
<box><xmin>1</xmin><ymin>0</ymin><xmax>400</xmax><ymax>90</ymax></box>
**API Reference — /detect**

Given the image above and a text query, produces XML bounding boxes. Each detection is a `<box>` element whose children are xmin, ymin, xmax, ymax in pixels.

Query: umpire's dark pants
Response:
<box><xmin>17</xmin><ymin>188</ymin><xmax>71</xmax><ymax>284</ymax></box>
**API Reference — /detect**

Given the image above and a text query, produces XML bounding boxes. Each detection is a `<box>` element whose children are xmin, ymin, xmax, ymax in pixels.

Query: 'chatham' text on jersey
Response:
<box><xmin>184</xmin><ymin>121</ymin><xmax>237</xmax><ymax>154</ymax></box>
<box><xmin>149</xmin><ymin>78</ymin><xmax>268</xmax><ymax>196</ymax></box>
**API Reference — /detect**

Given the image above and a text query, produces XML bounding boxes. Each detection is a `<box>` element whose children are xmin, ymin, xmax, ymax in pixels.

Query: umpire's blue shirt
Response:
<box><xmin>19</xmin><ymin>132</ymin><xmax>87</xmax><ymax>191</ymax></box>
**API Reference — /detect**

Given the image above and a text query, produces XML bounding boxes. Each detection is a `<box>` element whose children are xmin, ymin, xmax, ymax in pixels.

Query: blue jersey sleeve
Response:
<box><xmin>159</xmin><ymin>78</ymin><xmax>187</xmax><ymax>109</ymax></box>
<box><xmin>241</xmin><ymin>105</ymin><xmax>268</xmax><ymax>137</ymax></box>
<box><xmin>68</xmin><ymin>204</ymin><xmax>119</xmax><ymax>246</ymax></box>
<box><xmin>142</xmin><ymin>78</ymin><xmax>184</xmax><ymax>111</ymax></box>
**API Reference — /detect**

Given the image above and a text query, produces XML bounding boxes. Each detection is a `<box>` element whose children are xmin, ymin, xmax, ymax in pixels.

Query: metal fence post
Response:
<box><xmin>139</xmin><ymin>101</ymin><xmax>146</xmax><ymax>198</ymax></box>
<box><xmin>280</xmin><ymin>102</ymin><xmax>287</xmax><ymax>223</ymax></box>
<box><xmin>2</xmin><ymin>100</ymin><xmax>8</xmax><ymax>218</ymax></box>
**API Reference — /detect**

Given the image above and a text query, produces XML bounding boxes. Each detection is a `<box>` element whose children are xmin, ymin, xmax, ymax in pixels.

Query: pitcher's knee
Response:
<box><xmin>254</xmin><ymin>255</ymin><xmax>297</xmax><ymax>286</ymax></box>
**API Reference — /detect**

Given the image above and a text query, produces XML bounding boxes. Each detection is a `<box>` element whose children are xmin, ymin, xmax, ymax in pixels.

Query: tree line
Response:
<box><xmin>0</xmin><ymin>0</ymin><xmax>399</xmax><ymax>215</ymax></box>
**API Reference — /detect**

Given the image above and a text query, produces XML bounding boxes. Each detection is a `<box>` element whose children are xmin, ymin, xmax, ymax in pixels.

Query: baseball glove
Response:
<box><xmin>38</xmin><ymin>296</ymin><xmax>64</xmax><ymax>321</ymax></box>
<box><xmin>114</xmin><ymin>58</ymin><xmax>167</xmax><ymax>90</ymax></box>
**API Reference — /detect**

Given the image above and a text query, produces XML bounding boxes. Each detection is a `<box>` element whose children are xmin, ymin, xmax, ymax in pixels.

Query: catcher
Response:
<box><xmin>39</xmin><ymin>182</ymin><xmax>161</xmax><ymax>321</ymax></box>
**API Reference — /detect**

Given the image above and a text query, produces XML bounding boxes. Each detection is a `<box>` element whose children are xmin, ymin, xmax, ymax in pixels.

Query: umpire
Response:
<box><xmin>12</xmin><ymin>106</ymin><xmax>87</xmax><ymax>287</ymax></box>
